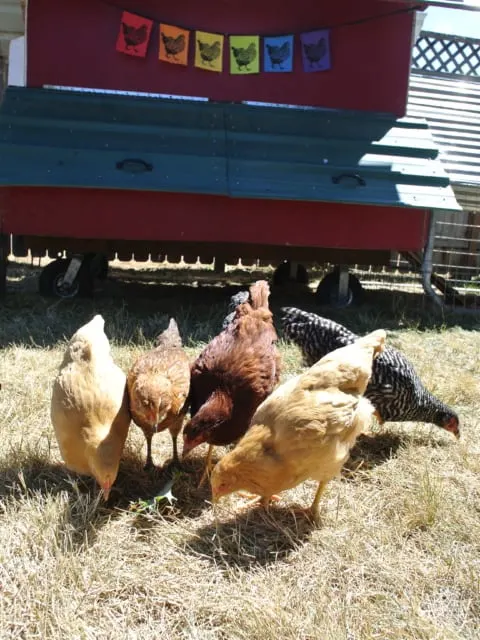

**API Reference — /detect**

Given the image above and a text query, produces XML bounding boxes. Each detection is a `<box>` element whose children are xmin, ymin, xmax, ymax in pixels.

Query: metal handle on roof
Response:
<box><xmin>116</xmin><ymin>158</ymin><xmax>153</xmax><ymax>173</ymax></box>
<box><xmin>331</xmin><ymin>173</ymin><xmax>366</xmax><ymax>187</ymax></box>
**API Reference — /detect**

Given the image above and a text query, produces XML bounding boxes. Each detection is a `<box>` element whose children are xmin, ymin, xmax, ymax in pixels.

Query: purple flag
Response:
<box><xmin>300</xmin><ymin>29</ymin><xmax>331</xmax><ymax>72</ymax></box>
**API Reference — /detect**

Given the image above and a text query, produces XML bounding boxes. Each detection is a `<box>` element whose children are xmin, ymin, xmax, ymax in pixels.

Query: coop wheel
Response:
<box><xmin>316</xmin><ymin>270</ymin><xmax>364</xmax><ymax>307</ymax></box>
<box><xmin>272</xmin><ymin>261</ymin><xmax>309</xmax><ymax>286</ymax></box>
<box><xmin>38</xmin><ymin>258</ymin><xmax>93</xmax><ymax>299</ymax></box>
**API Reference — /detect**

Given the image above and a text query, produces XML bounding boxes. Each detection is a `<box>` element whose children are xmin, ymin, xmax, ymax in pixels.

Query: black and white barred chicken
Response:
<box><xmin>281</xmin><ymin>307</ymin><xmax>460</xmax><ymax>438</ymax></box>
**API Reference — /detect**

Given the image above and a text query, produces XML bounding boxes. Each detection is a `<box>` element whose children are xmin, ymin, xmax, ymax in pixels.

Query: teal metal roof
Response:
<box><xmin>0</xmin><ymin>86</ymin><xmax>460</xmax><ymax>212</ymax></box>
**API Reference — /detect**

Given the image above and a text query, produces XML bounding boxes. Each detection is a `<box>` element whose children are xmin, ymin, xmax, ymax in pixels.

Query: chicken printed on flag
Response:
<box><xmin>263</xmin><ymin>35</ymin><xmax>294</xmax><ymax>73</ymax></box>
<box><xmin>300</xmin><ymin>29</ymin><xmax>331</xmax><ymax>72</ymax></box>
<box><xmin>230</xmin><ymin>36</ymin><xmax>260</xmax><ymax>74</ymax></box>
<box><xmin>195</xmin><ymin>31</ymin><xmax>224</xmax><ymax>72</ymax></box>
<box><xmin>159</xmin><ymin>24</ymin><xmax>190</xmax><ymax>65</ymax></box>
<box><xmin>116</xmin><ymin>11</ymin><xmax>153</xmax><ymax>58</ymax></box>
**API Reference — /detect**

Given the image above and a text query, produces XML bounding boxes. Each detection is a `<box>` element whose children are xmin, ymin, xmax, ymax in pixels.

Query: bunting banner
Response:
<box><xmin>159</xmin><ymin>24</ymin><xmax>190</xmax><ymax>66</ymax></box>
<box><xmin>229</xmin><ymin>36</ymin><xmax>260</xmax><ymax>74</ymax></box>
<box><xmin>263</xmin><ymin>35</ymin><xmax>294</xmax><ymax>73</ymax></box>
<box><xmin>116</xmin><ymin>11</ymin><xmax>153</xmax><ymax>58</ymax></box>
<box><xmin>195</xmin><ymin>31</ymin><xmax>224</xmax><ymax>72</ymax></box>
<box><xmin>114</xmin><ymin>11</ymin><xmax>334</xmax><ymax>75</ymax></box>
<box><xmin>300</xmin><ymin>29</ymin><xmax>331</xmax><ymax>72</ymax></box>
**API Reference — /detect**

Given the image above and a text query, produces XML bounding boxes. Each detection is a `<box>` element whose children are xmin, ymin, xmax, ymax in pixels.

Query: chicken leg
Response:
<box><xmin>198</xmin><ymin>445</ymin><xmax>214</xmax><ymax>488</ymax></box>
<box><xmin>310</xmin><ymin>480</ymin><xmax>328</xmax><ymax>515</ymax></box>
<box><xmin>169</xmin><ymin>429</ymin><xmax>180</xmax><ymax>465</ymax></box>
<box><xmin>144</xmin><ymin>431</ymin><xmax>155</xmax><ymax>471</ymax></box>
<box><xmin>287</xmin><ymin>481</ymin><xmax>328</xmax><ymax>523</ymax></box>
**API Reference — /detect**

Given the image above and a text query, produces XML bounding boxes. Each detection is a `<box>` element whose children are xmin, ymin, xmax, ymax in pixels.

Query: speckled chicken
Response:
<box><xmin>51</xmin><ymin>315</ymin><xmax>131</xmax><ymax>500</ymax></box>
<box><xmin>127</xmin><ymin>319</ymin><xmax>190</xmax><ymax>470</ymax></box>
<box><xmin>211</xmin><ymin>329</ymin><xmax>386</xmax><ymax>520</ymax></box>
<box><xmin>281</xmin><ymin>307</ymin><xmax>460</xmax><ymax>437</ymax></box>
<box><xmin>183</xmin><ymin>280</ymin><xmax>281</xmax><ymax>485</ymax></box>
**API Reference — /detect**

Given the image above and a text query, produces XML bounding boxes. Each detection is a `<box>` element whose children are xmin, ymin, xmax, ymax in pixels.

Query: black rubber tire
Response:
<box><xmin>38</xmin><ymin>258</ymin><xmax>94</xmax><ymax>299</ymax></box>
<box><xmin>316</xmin><ymin>270</ymin><xmax>364</xmax><ymax>307</ymax></box>
<box><xmin>272</xmin><ymin>261</ymin><xmax>309</xmax><ymax>286</ymax></box>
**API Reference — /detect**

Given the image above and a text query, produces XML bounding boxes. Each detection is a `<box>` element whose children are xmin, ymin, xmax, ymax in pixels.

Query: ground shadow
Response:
<box><xmin>342</xmin><ymin>428</ymin><xmax>455</xmax><ymax>479</ymax></box>
<box><xmin>115</xmin><ymin>450</ymin><xmax>217</xmax><ymax>522</ymax></box>
<box><xmin>2</xmin><ymin>261</ymin><xmax>479</xmax><ymax>351</ymax></box>
<box><xmin>184</xmin><ymin>503</ymin><xmax>316</xmax><ymax>570</ymax></box>
<box><xmin>343</xmin><ymin>432</ymin><xmax>404</xmax><ymax>476</ymax></box>
<box><xmin>0</xmin><ymin>450</ymin><xmax>207</xmax><ymax>550</ymax></box>
<box><xmin>0</xmin><ymin>456</ymin><xmax>114</xmax><ymax>550</ymax></box>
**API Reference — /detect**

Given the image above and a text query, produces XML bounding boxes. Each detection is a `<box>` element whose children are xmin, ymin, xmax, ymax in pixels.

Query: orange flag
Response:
<box><xmin>159</xmin><ymin>24</ymin><xmax>190</xmax><ymax>66</ymax></box>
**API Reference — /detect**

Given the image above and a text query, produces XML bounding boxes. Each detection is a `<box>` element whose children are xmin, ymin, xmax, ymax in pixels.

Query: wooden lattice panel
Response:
<box><xmin>412</xmin><ymin>31</ymin><xmax>480</xmax><ymax>79</ymax></box>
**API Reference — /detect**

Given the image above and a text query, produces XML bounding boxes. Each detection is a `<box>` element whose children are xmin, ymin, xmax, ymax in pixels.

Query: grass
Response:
<box><xmin>1</xmin><ymin>260</ymin><xmax>480</xmax><ymax>639</ymax></box>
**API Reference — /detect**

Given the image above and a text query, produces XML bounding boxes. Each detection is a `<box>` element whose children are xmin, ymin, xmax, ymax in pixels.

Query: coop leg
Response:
<box><xmin>289</xmin><ymin>261</ymin><xmax>299</xmax><ymax>281</ymax></box>
<box><xmin>0</xmin><ymin>233</ymin><xmax>8</xmax><ymax>297</ymax></box>
<box><xmin>62</xmin><ymin>254</ymin><xmax>84</xmax><ymax>287</ymax></box>
<box><xmin>337</xmin><ymin>264</ymin><xmax>350</xmax><ymax>306</ymax></box>
<box><xmin>214</xmin><ymin>258</ymin><xmax>225</xmax><ymax>275</ymax></box>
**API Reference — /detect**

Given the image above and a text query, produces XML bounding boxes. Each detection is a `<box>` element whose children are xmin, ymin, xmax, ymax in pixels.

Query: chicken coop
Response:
<box><xmin>0</xmin><ymin>0</ymin><xmax>464</xmax><ymax>305</ymax></box>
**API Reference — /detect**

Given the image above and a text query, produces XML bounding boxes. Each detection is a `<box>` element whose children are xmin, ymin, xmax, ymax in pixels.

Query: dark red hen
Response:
<box><xmin>183</xmin><ymin>280</ymin><xmax>281</xmax><ymax>485</ymax></box>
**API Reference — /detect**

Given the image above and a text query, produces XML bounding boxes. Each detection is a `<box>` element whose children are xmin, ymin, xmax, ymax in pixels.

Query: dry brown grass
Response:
<box><xmin>1</xmin><ymin>263</ymin><xmax>480</xmax><ymax>639</ymax></box>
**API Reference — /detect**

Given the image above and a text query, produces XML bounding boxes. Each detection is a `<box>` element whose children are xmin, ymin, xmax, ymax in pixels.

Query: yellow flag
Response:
<box><xmin>229</xmin><ymin>36</ymin><xmax>260</xmax><ymax>74</ymax></box>
<box><xmin>195</xmin><ymin>31</ymin><xmax>224</xmax><ymax>72</ymax></box>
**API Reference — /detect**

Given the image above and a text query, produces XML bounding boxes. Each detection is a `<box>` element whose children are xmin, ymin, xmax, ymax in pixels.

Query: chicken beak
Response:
<box><xmin>182</xmin><ymin>436</ymin><xmax>203</xmax><ymax>460</ymax></box>
<box><xmin>182</xmin><ymin>440</ymin><xmax>194</xmax><ymax>460</ymax></box>
<box><xmin>445</xmin><ymin>419</ymin><xmax>460</xmax><ymax>439</ymax></box>
<box><xmin>101</xmin><ymin>480</ymin><xmax>112</xmax><ymax>501</ymax></box>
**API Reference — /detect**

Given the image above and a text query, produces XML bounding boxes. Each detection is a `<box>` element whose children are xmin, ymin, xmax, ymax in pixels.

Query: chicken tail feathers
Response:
<box><xmin>354</xmin><ymin>329</ymin><xmax>386</xmax><ymax>359</ymax></box>
<box><xmin>67</xmin><ymin>314</ymin><xmax>110</xmax><ymax>363</ymax></box>
<box><xmin>249</xmin><ymin>280</ymin><xmax>270</xmax><ymax>310</ymax></box>
<box><xmin>155</xmin><ymin>318</ymin><xmax>183</xmax><ymax>349</ymax></box>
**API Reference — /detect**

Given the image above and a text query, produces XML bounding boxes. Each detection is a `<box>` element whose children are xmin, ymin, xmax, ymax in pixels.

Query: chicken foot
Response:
<box><xmin>237</xmin><ymin>491</ymin><xmax>281</xmax><ymax>503</ymax></box>
<box><xmin>289</xmin><ymin>481</ymin><xmax>328</xmax><ymax>523</ymax></box>
<box><xmin>197</xmin><ymin>445</ymin><xmax>214</xmax><ymax>489</ymax></box>
<box><xmin>238</xmin><ymin>493</ymin><xmax>282</xmax><ymax>509</ymax></box>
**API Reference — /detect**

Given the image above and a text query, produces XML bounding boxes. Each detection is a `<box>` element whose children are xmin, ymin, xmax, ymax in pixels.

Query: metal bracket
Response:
<box><xmin>337</xmin><ymin>264</ymin><xmax>350</xmax><ymax>307</ymax></box>
<box><xmin>62</xmin><ymin>255</ymin><xmax>84</xmax><ymax>287</ymax></box>
<box><xmin>289</xmin><ymin>261</ymin><xmax>299</xmax><ymax>280</ymax></box>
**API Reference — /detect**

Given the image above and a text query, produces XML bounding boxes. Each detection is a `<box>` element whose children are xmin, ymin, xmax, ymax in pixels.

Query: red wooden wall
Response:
<box><xmin>26</xmin><ymin>0</ymin><xmax>414</xmax><ymax>115</ymax></box>
<box><xmin>2</xmin><ymin>188</ymin><xmax>429</xmax><ymax>252</ymax></box>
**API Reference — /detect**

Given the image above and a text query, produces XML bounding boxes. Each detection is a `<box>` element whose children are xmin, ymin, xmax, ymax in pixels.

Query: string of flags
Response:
<box><xmin>116</xmin><ymin>11</ymin><xmax>331</xmax><ymax>74</ymax></box>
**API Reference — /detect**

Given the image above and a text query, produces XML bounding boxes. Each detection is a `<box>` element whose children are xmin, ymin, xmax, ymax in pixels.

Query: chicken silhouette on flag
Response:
<box><xmin>229</xmin><ymin>36</ymin><xmax>260</xmax><ymax>74</ymax></box>
<box><xmin>195</xmin><ymin>31</ymin><xmax>224</xmax><ymax>72</ymax></box>
<box><xmin>116</xmin><ymin>11</ymin><xmax>153</xmax><ymax>58</ymax></box>
<box><xmin>300</xmin><ymin>29</ymin><xmax>331</xmax><ymax>72</ymax></box>
<box><xmin>159</xmin><ymin>24</ymin><xmax>190</xmax><ymax>66</ymax></box>
<box><xmin>263</xmin><ymin>35</ymin><xmax>294</xmax><ymax>73</ymax></box>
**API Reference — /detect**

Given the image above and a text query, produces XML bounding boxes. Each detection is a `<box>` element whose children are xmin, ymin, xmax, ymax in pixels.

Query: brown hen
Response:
<box><xmin>127</xmin><ymin>318</ymin><xmax>190</xmax><ymax>470</ymax></box>
<box><xmin>183</xmin><ymin>280</ymin><xmax>281</xmax><ymax>485</ymax></box>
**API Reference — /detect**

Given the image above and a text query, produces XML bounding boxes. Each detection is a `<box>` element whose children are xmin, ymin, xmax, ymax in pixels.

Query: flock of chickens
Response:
<box><xmin>50</xmin><ymin>280</ymin><xmax>459</xmax><ymax>521</ymax></box>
